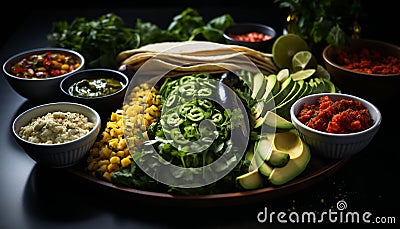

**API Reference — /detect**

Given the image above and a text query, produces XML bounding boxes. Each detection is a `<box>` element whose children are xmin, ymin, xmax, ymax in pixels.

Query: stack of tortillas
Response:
<box><xmin>117</xmin><ymin>41</ymin><xmax>278</xmax><ymax>77</ymax></box>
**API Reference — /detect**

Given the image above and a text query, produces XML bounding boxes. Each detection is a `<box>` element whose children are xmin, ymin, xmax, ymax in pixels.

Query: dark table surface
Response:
<box><xmin>1</xmin><ymin>3</ymin><xmax>399</xmax><ymax>229</ymax></box>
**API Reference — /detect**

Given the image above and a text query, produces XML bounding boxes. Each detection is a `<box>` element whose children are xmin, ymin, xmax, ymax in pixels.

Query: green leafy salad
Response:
<box><xmin>111</xmin><ymin>73</ymin><xmax>256</xmax><ymax>195</ymax></box>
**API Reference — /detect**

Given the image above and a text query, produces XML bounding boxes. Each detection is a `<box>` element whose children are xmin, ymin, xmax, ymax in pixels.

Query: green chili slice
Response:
<box><xmin>198</xmin><ymin>87</ymin><xmax>212</xmax><ymax>97</ymax></box>
<box><xmin>186</xmin><ymin>107</ymin><xmax>205</xmax><ymax>122</ymax></box>
<box><xmin>212</xmin><ymin>113</ymin><xmax>223</xmax><ymax>124</ymax></box>
<box><xmin>166</xmin><ymin>112</ymin><xmax>183</xmax><ymax>126</ymax></box>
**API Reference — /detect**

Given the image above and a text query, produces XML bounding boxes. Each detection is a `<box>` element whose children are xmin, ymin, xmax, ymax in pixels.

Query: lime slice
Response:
<box><xmin>290</xmin><ymin>69</ymin><xmax>316</xmax><ymax>81</ymax></box>
<box><xmin>292</xmin><ymin>50</ymin><xmax>317</xmax><ymax>72</ymax></box>
<box><xmin>271</xmin><ymin>33</ymin><xmax>309</xmax><ymax>69</ymax></box>
<box><xmin>276</xmin><ymin>68</ymin><xmax>290</xmax><ymax>83</ymax></box>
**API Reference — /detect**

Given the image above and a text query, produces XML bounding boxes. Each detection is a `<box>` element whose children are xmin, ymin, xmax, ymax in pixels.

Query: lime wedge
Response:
<box><xmin>290</xmin><ymin>69</ymin><xmax>316</xmax><ymax>81</ymax></box>
<box><xmin>272</xmin><ymin>33</ymin><xmax>309</xmax><ymax>69</ymax></box>
<box><xmin>292</xmin><ymin>50</ymin><xmax>317</xmax><ymax>72</ymax></box>
<box><xmin>276</xmin><ymin>68</ymin><xmax>290</xmax><ymax>83</ymax></box>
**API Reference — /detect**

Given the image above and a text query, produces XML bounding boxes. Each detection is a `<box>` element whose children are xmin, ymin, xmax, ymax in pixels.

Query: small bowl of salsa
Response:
<box><xmin>60</xmin><ymin>68</ymin><xmax>129</xmax><ymax>115</ymax></box>
<box><xmin>223</xmin><ymin>23</ymin><xmax>277</xmax><ymax>52</ymax></box>
<box><xmin>290</xmin><ymin>93</ymin><xmax>382</xmax><ymax>159</ymax></box>
<box><xmin>2</xmin><ymin>47</ymin><xmax>85</xmax><ymax>102</ymax></box>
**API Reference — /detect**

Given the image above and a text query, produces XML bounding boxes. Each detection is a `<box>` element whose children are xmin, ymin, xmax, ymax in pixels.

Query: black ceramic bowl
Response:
<box><xmin>223</xmin><ymin>23</ymin><xmax>277</xmax><ymax>52</ymax></box>
<box><xmin>60</xmin><ymin>68</ymin><xmax>129</xmax><ymax>115</ymax></box>
<box><xmin>2</xmin><ymin>47</ymin><xmax>85</xmax><ymax>102</ymax></box>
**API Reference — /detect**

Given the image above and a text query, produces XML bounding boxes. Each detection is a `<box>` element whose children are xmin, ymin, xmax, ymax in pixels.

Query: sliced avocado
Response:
<box><xmin>261</xmin><ymin>74</ymin><xmax>280</xmax><ymax>101</ymax></box>
<box><xmin>276</xmin><ymin>79</ymin><xmax>301</xmax><ymax>107</ymax></box>
<box><xmin>236</xmin><ymin>169</ymin><xmax>265</xmax><ymax>190</ymax></box>
<box><xmin>268</xmin><ymin>130</ymin><xmax>311</xmax><ymax>186</ymax></box>
<box><xmin>254</xmin><ymin>134</ymin><xmax>274</xmax><ymax>160</ymax></box>
<box><xmin>298</xmin><ymin>81</ymin><xmax>311</xmax><ymax>99</ymax></box>
<box><xmin>254</xmin><ymin>110</ymin><xmax>294</xmax><ymax>130</ymax></box>
<box><xmin>254</xmin><ymin>149</ymin><xmax>273</xmax><ymax>177</ymax></box>
<box><xmin>274</xmin><ymin>80</ymin><xmax>306</xmax><ymax>120</ymax></box>
<box><xmin>245</xmin><ymin>143</ymin><xmax>258</xmax><ymax>171</ymax></box>
<box><xmin>322</xmin><ymin>78</ymin><xmax>336</xmax><ymax>93</ymax></box>
<box><xmin>265</xmin><ymin>76</ymin><xmax>295</xmax><ymax>108</ymax></box>
<box><xmin>251</xmin><ymin>72</ymin><xmax>267</xmax><ymax>99</ymax></box>
<box><xmin>311</xmin><ymin>77</ymin><xmax>326</xmax><ymax>93</ymax></box>
<box><xmin>250</xmin><ymin>100</ymin><xmax>265</xmax><ymax>120</ymax></box>
<box><xmin>253</xmin><ymin>136</ymin><xmax>274</xmax><ymax>177</ymax></box>
<box><xmin>266</xmin><ymin>149</ymin><xmax>290</xmax><ymax>168</ymax></box>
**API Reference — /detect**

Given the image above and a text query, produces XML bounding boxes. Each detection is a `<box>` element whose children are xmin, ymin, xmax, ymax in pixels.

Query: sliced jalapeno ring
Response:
<box><xmin>166</xmin><ymin>112</ymin><xmax>183</xmax><ymax>126</ymax></box>
<box><xmin>187</xmin><ymin>107</ymin><xmax>205</xmax><ymax>122</ymax></box>
<box><xmin>212</xmin><ymin>113</ymin><xmax>223</xmax><ymax>124</ymax></box>
<box><xmin>178</xmin><ymin>83</ymin><xmax>196</xmax><ymax>96</ymax></box>
<box><xmin>165</xmin><ymin>94</ymin><xmax>177</xmax><ymax>107</ymax></box>
<box><xmin>198</xmin><ymin>88</ymin><xmax>212</xmax><ymax>97</ymax></box>
<box><xmin>198</xmin><ymin>99</ymin><xmax>213</xmax><ymax>109</ymax></box>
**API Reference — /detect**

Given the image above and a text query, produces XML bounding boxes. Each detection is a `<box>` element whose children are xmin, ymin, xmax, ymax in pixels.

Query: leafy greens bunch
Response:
<box><xmin>47</xmin><ymin>8</ymin><xmax>234</xmax><ymax>69</ymax></box>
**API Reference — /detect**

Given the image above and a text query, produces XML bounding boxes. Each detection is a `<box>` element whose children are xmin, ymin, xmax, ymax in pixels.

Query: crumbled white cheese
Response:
<box><xmin>18</xmin><ymin>111</ymin><xmax>95</xmax><ymax>144</ymax></box>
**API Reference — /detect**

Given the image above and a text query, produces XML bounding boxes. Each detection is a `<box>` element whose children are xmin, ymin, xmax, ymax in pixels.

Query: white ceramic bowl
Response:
<box><xmin>12</xmin><ymin>102</ymin><xmax>101</xmax><ymax>168</ymax></box>
<box><xmin>290</xmin><ymin>93</ymin><xmax>382</xmax><ymax>159</ymax></box>
<box><xmin>2</xmin><ymin>47</ymin><xmax>85</xmax><ymax>102</ymax></box>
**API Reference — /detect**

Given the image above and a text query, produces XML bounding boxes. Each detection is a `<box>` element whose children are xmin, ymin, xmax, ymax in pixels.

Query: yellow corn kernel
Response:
<box><xmin>121</xmin><ymin>157</ymin><xmax>132</xmax><ymax>167</ymax></box>
<box><xmin>61</xmin><ymin>64</ymin><xmax>70</xmax><ymax>70</ymax></box>
<box><xmin>97</xmin><ymin>159</ymin><xmax>110</xmax><ymax>166</ymax></box>
<box><xmin>89</xmin><ymin>147</ymin><xmax>99</xmax><ymax>157</ymax></box>
<box><xmin>102</xmin><ymin>172</ymin><xmax>113</xmax><ymax>182</ymax></box>
<box><xmin>101</xmin><ymin>132</ymin><xmax>112</xmax><ymax>142</ymax></box>
<box><xmin>110</xmin><ymin>156</ymin><xmax>121</xmax><ymax>164</ymax></box>
<box><xmin>108</xmin><ymin>138</ymin><xmax>119</xmax><ymax>149</ymax></box>
<box><xmin>100</xmin><ymin>147</ymin><xmax>113</xmax><ymax>159</ymax></box>
<box><xmin>107</xmin><ymin>163</ymin><xmax>119</xmax><ymax>172</ymax></box>
<box><xmin>115</xmin><ymin>150</ymin><xmax>125</xmax><ymax>157</ymax></box>
<box><xmin>118</xmin><ymin>138</ymin><xmax>127</xmax><ymax>150</ymax></box>
<box><xmin>98</xmin><ymin>164</ymin><xmax>108</xmax><ymax>173</ymax></box>
<box><xmin>87</xmin><ymin>160</ymin><xmax>98</xmax><ymax>171</ymax></box>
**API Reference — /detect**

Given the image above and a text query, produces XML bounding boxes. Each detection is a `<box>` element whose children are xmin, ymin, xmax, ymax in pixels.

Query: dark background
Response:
<box><xmin>1</xmin><ymin>0</ymin><xmax>399</xmax><ymax>48</ymax></box>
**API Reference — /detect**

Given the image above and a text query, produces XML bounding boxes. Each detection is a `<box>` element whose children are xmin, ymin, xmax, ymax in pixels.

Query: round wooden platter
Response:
<box><xmin>67</xmin><ymin>155</ymin><xmax>350</xmax><ymax>208</ymax></box>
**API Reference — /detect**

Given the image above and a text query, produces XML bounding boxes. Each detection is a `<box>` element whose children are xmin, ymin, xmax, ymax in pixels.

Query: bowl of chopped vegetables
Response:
<box><xmin>12</xmin><ymin>102</ymin><xmax>101</xmax><ymax>168</ymax></box>
<box><xmin>290</xmin><ymin>92</ymin><xmax>382</xmax><ymax>159</ymax></box>
<box><xmin>223</xmin><ymin>23</ymin><xmax>277</xmax><ymax>52</ymax></box>
<box><xmin>2</xmin><ymin>47</ymin><xmax>85</xmax><ymax>102</ymax></box>
<box><xmin>322</xmin><ymin>39</ymin><xmax>400</xmax><ymax>104</ymax></box>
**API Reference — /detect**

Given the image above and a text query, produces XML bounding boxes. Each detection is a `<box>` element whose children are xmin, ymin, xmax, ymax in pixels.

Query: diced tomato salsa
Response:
<box><xmin>228</xmin><ymin>32</ymin><xmax>272</xmax><ymax>42</ymax></box>
<box><xmin>296</xmin><ymin>95</ymin><xmax>373</xmax><ymax>134</ymax></box>
<box><xmin>11</xmin><ymin>51</ymin><xmax>81</xmax><ymax>79</ymax></box>
<box><xmin>336</xmin><ymin>48</ymin><xmax>400</xmax><ymax>74</ymax></box>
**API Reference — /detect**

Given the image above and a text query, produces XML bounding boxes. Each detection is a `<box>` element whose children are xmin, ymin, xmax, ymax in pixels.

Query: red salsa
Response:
<box><xmin>336</xmin><ymin>48</ymin><xmax>400</xmax><ymax>74</ymax></box>
<box><xmin>228</xmin><ymin>32</ymin><xmax>272</xmax><ymax>42</ymax></box>
<box><xmin>11</xmin><ymin>51</ymin><xmax>81</xmax><ymax>79</ymax></box>
<box><xmin>296</xmin><ymin>95</ymin><xmax>373</xmax><ymax>134</ymax></box>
